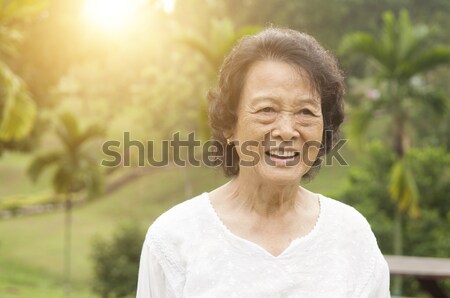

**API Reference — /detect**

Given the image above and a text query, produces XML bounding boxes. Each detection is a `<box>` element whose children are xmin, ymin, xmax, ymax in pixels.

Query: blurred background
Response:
<box><xmin>0</xmin><ymin>0</ymin><xmax>449</xmax><ymax>297</ymax></box>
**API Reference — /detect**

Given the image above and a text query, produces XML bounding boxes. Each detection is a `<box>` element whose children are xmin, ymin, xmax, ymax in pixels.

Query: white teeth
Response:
<box><xmin>270</xmin><ymin>150</ymin><xmax>296</xmax><ymax>157</ymax></box>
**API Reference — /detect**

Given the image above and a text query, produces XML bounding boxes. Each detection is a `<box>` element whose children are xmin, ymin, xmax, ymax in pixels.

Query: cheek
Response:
<box><xmin>234</xmin><ymin>116</ymin><xmax>269</xmax><ymax>140</ymax></box>
<box><xmin>298</xmin><ymin>119</ymin><xmax>323</xmax><ymax>140</ymax></box>
<box><xmin>299</xmin><ymin>120</ymin><xmax>323</xmax><ymax>163</ymax></box>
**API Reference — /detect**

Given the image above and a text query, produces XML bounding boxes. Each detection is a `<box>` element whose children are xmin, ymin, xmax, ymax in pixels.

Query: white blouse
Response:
<box><xmin>136</xmin><ymin>192</ymin><xmax>390</xmax><ymax>298</ymax></box>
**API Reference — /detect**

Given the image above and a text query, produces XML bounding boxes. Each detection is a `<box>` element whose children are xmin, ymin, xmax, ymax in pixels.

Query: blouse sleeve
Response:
<box><xmin>369</xmin><ymin>247</ymin><xmax>391</xmax><ymax>298</ymax></box>
<box><xmin>136</xmin><ymin>240</ymin><xmax>177</xmax><ymax>298</ymax></box>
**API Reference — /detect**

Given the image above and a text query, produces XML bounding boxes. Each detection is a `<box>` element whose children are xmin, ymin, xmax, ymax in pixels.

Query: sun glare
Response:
<box><xmin>161</xmin><ymin>0</ymin><xmax>176</xmax><ymax>13</ymax></box>
<box><xmin>82</xmin><ymin>0</ymin><xmax>144</xmax><ymax>31</ymax></box>
<box><xmin>82</xmin><ymin>0</ymin><xmax>177</xmax><ymax>32</ymax></box>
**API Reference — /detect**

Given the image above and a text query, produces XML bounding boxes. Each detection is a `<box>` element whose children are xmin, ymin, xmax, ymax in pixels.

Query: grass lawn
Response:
<box><xmin>0</xmin><ymin>147</ymin><xmax>356</xmax><ymax>298</ymax></box>
<box><xmin>0</xmin><ymin>152</ymin><xmax>52</xmax><ymax>199</ymax></box>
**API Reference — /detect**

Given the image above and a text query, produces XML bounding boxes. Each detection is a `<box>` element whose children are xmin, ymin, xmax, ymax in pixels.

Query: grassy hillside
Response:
<box><xmin>0</xmin><ymin>148</ymin><xmax>355</xmax><ymax>297</ymax></box>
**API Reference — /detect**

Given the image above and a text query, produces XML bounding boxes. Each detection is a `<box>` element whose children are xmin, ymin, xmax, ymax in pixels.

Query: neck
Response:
<box><xmin>228</xmin><ymin>175</ymin><xmax>300</xmax><ymax>217</ymax></box>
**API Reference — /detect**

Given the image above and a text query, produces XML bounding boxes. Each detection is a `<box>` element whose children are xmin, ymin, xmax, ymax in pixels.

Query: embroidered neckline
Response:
<box><xmin>203</xmin><ymin>191</ymin><xmax>324</xmax><ymax>259</ymax></box>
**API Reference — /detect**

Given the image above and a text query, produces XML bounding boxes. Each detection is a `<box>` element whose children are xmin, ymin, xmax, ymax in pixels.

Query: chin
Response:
<box><xmin>253</xmin><ymin>163</ymin><xmax>307</xmax><ymax>187</ymax></box>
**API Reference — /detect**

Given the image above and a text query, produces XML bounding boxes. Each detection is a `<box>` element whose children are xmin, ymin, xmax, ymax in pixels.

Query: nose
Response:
<box><xmin>272</xmin><ymin>112</ymin><xmax>300</xmax><ymax>140</ymax></box>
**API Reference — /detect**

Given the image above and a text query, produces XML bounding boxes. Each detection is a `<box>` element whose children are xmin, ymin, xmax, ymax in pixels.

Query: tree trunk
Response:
<box><xmin>393</xmin><ymin>116</ymin><xmax>405</xmax><ymax>158</ymax></box>
<box><xmin>64</xmin><ymin>195</ymin><xmax>72</xmax><ymax>298</ymax></box>
<box><xmin>392</xmin><ymin>113</ymin><xmax>406</xmax><ymax>295</ymax></box>
<box><xmin>392</xmin><ymin>208</ymin><xmax>403</xmax><ymax>295</ymax></box>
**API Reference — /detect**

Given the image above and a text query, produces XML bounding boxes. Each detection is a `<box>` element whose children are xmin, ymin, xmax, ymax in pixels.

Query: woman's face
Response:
<box><xmin>230</xmin><ymin>60</ymin><xmax>323</xmax><ymax>186</ymax></box>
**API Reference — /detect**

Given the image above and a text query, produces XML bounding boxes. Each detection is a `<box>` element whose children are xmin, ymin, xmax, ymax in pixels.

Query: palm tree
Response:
<box><xmin>28</xmin><ymin>112</ymin><xmax>105</xmax><ymax>298</ymax></box>
<box><xmin>339</xmin><ymin>10</ymin><xmax>450</xmax><ymax>295</ymax></box>
<box><xmin>0</xmin><ymin>0</ymin><xmax>46</xmax><ymax>142</ymax></box>
<box><xmin>175</xmin><ymin>19</ymin><xmax>261</xmax><ymax>198</ymax></box>
<box><xmin>177</xmin><ymin>18</ymin><xmax>261</xmax><ymax>139</ymax></box>
<box><xmin>177</xmin><ymin>18</ymin><xmax>261</xmax><ymax>73</ymax></box>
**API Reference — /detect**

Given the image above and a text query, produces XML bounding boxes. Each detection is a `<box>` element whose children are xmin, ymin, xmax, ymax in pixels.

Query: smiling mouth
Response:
<box><xmin>265</xmin><ymin>150</ymin><xmax>300</xmax><ymax>160</ymax></box>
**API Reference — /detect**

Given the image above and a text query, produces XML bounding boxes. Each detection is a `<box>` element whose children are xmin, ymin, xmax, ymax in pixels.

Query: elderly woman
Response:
<box><xmin>136</xmin><ymin>28</ymin><xmax>390</xmax><ymax>298</ymax></box>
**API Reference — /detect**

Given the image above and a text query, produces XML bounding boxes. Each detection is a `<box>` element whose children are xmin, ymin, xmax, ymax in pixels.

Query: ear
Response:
<box><xmin>223</xmin><ymin>129</ymin><xmax>233</xmax><ymax>141</ymax></box>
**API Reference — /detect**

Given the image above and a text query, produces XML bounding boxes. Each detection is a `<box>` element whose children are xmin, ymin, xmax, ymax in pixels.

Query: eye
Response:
<box><xmin>258</xmin><ymin>107</ymin><xmax>276</xmax><ymax>113</ymax></box>
<box><xmin>297</xmin><ymin>109</ymin><xmax>314</xmax><ymax>116</ymax></box>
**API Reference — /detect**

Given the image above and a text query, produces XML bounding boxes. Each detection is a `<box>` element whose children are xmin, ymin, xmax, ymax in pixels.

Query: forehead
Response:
<box><xmin>241</xmin><ymin>60</ymin><xmax>319</xmax><ymax>104</ymax></box>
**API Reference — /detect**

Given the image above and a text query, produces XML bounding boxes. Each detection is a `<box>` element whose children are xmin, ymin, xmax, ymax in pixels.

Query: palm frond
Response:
<box><xmin>176</xmin><ymin>33</ymin><xmax>218</xmax><ymax>70</ymax></box>
<box><xmin>389</xmin><ymin>158</ymin><xmax>420</xmax><ymax>218</ymax></box>
<box><xmin>380</xmin><ymin>11</ymin><xmax>397</xmax><ymax>69</ymax></box>
<box><xmin>338</xmin><ymin>32</ymin><xmax>378</xmax><ymax>58</ymax></box>
<box><xmin>27</xmin><ymin>151</ymin><xmax>61</xmax><ymax>182</ymax></box>
<box><xmin>56</xmin><ymin>112</ymin><xmax>80</xmax><ymax>149</ymax></box>
<box><xmin>74</xmin><ymin>124</ymin><xmax>105</xmax><ymax>149</ymax></box>
<box><xmin>389</xmin><ymin>159</ymin><xmax>403</xmax><ymax>201</ymax></box>
<box><xmin>401</xmin><ymin>24</ymin><xmax>431</xmax><ymax>62</ymax></box>
<box><xmin>400</xmin><ymin>46</ymin><xmax>450</xmax><ymax>79</ymax></box>
<box><xmin>403</xmin><ymin>165</ymin><xmax>420</xmax><ymax>218</ymax></box>
<box><xmin>177</xmin><ymin>19</ymin><xmax>261</xmax><ymax>72</ymax></box>
<box><xmin>396</xmin><ymin>9</ymin><xmax>433</xmax><ymax>63</ymax></box>
<box><xmin>397</xmin><ymin>9</ymin><xmax>413</xmax><ymax>62</ymax></box>
<box><xmin>409</xmin><ymin>87</ymin><xmax>448</xmax><ymax>117</ymax></box>
<box><xmin>52</xmin><ymin>165</ymin><xmax>75</xmax><ymax>194</ymax></box>
<box><xmin>340</xmin><ymin>9</ymin><xmax>449</xmax><ymax>82</ymax></box>
<box><xmin>346</xmin><ymin>97</ymin><xmax>385</xmax><ymax>149</ymax></box>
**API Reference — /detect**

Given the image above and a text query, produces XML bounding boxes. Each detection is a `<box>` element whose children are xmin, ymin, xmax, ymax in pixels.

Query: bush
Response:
<box><xmin>91</xmin><ymin>222</ymin><xmax>145</xmax><ymax>298</ymax></box>
<box><xmin>338</xmin><ymin>142</ymin><xmax>450</xmax><ymax>296</ymax></box>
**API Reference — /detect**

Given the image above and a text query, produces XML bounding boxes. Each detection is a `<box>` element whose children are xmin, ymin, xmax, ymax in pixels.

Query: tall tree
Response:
<box><xmin>177</xmin><ymin>18</ymin><xmax>261</xmax><ymax>140</ymax></box>
<box><xmin>339</xmin><ymin>9</ymin><xmax>450</xmax><ymax>295</ymax></box>
<box><xmin>28</xmin><ymin>112</ymin><xmax>104</xmax><ymax>298</ymax></box>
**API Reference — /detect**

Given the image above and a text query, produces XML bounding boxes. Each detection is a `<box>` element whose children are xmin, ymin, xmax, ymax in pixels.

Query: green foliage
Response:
<box><xmin>0</xmin><ymin>57</ymin><xmax>36</xmax><ymax>142</ymax></box>
<box><xmin>0</xmin><ymin>0</ymin><xmax>48</xmax><ymax>24</ymax></box>
<box><xmin>176</xmin><ymin>18</ymin><xmax>261</xmax><ymax>139</ymax></box>
<box><xmin>0</xmin><ymin>1</ymin><xmax>449</xmax><ymax>297</ymax></box>
<box><xmin>344</xmin><ymin>92</ymin><xmax>385</xmax><ymax>149</ymax></box>
<box><xmin>0</xmin><ymin>24</ymin><xmax>22</xmax><ymax>57</ymax></box>
<box><xmin>91</xmin><ymin>222</ymin><xmax>145</xmax><ymax>298</ymax></box>
<box><xmin>25</xmin><ymin>112</ymin><xmax>105</xmax><ymax>297</ymax></box>
<box><xmin>218</xmin><ymin>0</ymin><xmax>450</xmax><ymax>54</ymax></box>
<box><xmin>177</xmin><ymin>18</ymin><xmax>261</xmax><ymax>73</ymax></box>
<box><xmin>27</xmin><ymin>112</ymin><xmax>105</xmax><ymax>197</ymax></box>
<box><xmin>389</xmin><ymin>158</ymin><xmax>420</xmax><ymax>218</ymax></box>
<box><xmin>339</xmin><ymin>10</ymin><xmax>450</xmax><ymax>81</ymax></box>
<box><xmin>0</xmin><ymin>193</ymin><xmax>57</xmax><ymax>213</ymax></box>
<box><xmin>339</xmin><ymin>143</ymin><xmax>450</xmax><ymax>296</ymax></box>
<box><xmin>340</xmin><ymin>143</ymin><xmax>450</xmax><ymax>250</ymax></box>
<box><xmin>339</xmin><ymin>9</ymin><xmax>450</xmax><ymax>223</ymax></box>
<box><xmin>129</xmin><ymin>58</ymin><xmax>207</xmax><ymax>141</ymax></box>
<box><xmin>0</xmin><ymin>0</ymin><xmax>47</xmax><ymax>144</ymax></box>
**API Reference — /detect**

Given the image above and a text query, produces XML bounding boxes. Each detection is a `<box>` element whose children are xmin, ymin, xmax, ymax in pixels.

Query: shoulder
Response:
<box><xmin>146</xmin><ymin>192</ymin><xmax>209</xmax><ymax>242</ymax></box>
<box><xmin>142</xmin><ymin>193</ymin><xmax>211</xmax><ymax>274</ymax></box>
<box><xmin>138</xmin><ymin>195</ymin><xmax>208</xmax><ymax>296</ymax></box>
<box><xmin>320</xmin><ymin>194</ymin><xmax>372</xmax><ymax>233</ymax></box>
<box><xmin>319</xmin><ymin>195</ymin><xmax>389</xmax><ymax>296</ymax></box>
<box><xmin>318</xmin><ymin>194</ymin><xmax>380</xmax><ymax>255</ymax></box>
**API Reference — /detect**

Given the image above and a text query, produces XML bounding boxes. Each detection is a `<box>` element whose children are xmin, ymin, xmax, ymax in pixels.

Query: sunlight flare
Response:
<box><xmin>160</xmin><ymin>0</ymin><xmax>176</xmax><ymax>13</ymax></box>
<box><xmin>82</xmin><ymin>0</ymin><xmax>144</xmax><ymax>31</ymax></box>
